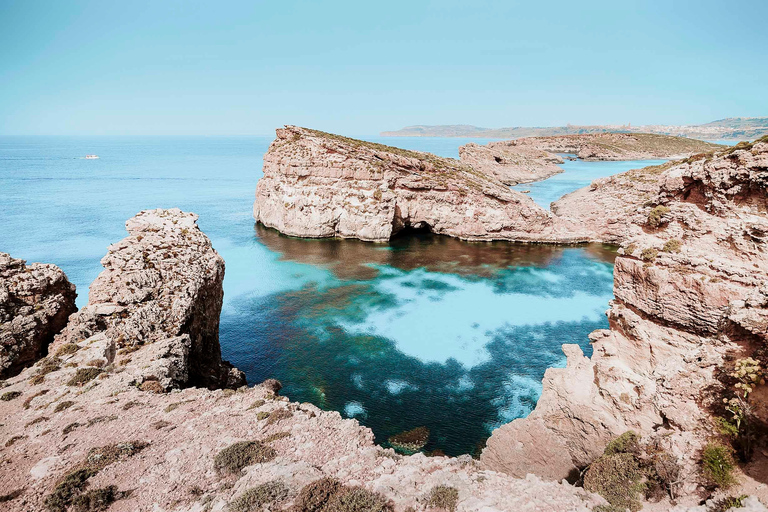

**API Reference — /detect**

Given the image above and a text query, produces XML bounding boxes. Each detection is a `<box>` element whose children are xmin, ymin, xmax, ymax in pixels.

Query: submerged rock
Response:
<box><xmin>254</xmin><ymin>126</ymin><xmax>587</xmax><ymax>243</ymax></box>
<box><xmin>0</xmin><ymin>253</ymin><xmax>76</xmax><ymax>378</ymax></box>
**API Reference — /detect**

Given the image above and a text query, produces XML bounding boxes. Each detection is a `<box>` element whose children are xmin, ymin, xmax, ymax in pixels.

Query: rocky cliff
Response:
<box><xmin>0</xmin><ymin>209</ymin><xmax>605</xmax><ymax>512</ymax></box>
<box><xmin>482</xmin><ymin>138</ymin><xmax>768</xmax><ymax>501</ymax></box>
<box><xmin>50</xmin><ymin>208</ymin><xmax>244</xmax><ymax>390</ymax></box>
<box><xmin>253</xmin><ymin>126</ymin><xmax>588</xmax><ymax>243</ymax></box>
<box><xmin>0</xmin><ymin>254</ymin><xmax>76</xmax><ymax>378</ymax></box>
<box><xmin>458</xmin><ymin>141</ymin><xmax>565</xmax><ymax>185</ymax></box>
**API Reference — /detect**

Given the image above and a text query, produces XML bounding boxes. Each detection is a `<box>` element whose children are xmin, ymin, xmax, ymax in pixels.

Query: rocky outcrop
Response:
<box><xmin>254</xmin><ymin>126</ymin><xmax>589</xmax><ymax>243</ymax></box>
<box><xmin>481</xmin><ymin>138</ymin><xmax>768</xmax><ymax>499</ymax></box>
<box><xmin>51</xmin><ymin>208</ymin><xmax>244</xmax><ymax>390</ymax></box>
<box><xmin>458</xmin><ymin>141</ymin><xmax>564</xmax><ymax>185</ymax></box>
<box><xmin>0</xmin><ymin>254</ymin><xmax>76</xmax><ymax>378</ymax></box>
<box><xmin>0</xmin><ymin>210</ymin><xmax>608</xmax><ymax>512</ymax></box>
<box><xmin>483</xmin><ymin>132</ymin><xmax>724</xmax><ymax>161</ymax></box>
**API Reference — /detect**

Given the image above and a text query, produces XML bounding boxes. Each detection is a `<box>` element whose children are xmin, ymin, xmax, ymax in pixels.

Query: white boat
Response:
<box><xmin>85</xmin><ymin>154</ymin><xmax>99</xmax><ymax>159</ymax></box>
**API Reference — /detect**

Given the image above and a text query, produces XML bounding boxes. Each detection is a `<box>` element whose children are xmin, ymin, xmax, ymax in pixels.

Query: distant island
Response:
<box><xmin>380</xmin><ymin>116</ymin><xmax>768</xmax><ymax>140</ymax></box>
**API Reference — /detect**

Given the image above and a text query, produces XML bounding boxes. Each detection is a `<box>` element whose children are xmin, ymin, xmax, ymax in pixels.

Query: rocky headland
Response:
<box><xmin>0</xmin><ymin>208</ymin><xmax>606</xmax><ymax>512</ymax></box>
<box><xmin>457</xmin><ymin>142</ymin><xmax>565</xmax><ymax>185</ymax></box>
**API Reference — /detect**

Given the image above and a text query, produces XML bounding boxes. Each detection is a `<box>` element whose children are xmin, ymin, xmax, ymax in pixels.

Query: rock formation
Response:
<box><xmin>0</xmin><ymin>209</ymin><xmax>606</xmax><ymax>512</ymax></box>
<box><xmin>458</xmin><ymin>141</ymin><xmax>565</xmax><ymax>185</ymax></box>
<box><xmin>508</xmin><ymin>132</ymin><xmax>723</xmax><ymax>161</ymax></box>
<box><xmin>0</xmin><ymin>253</ymin><xmax>76</xmax><ymax>378</ymax></box>
<box><xmin>50</xmin><ymin>208</ymin><xmax>244</xmax><ymax>390</ymax></box>
<box><xmin>482</xmin><ymin>138</ymin><xmax>768</xmax><ymax>500</ymax></box>
<box><xmin>254</xmin><ymin>126</ymin><xmax>588</xmax><ymax>243</ymax></box>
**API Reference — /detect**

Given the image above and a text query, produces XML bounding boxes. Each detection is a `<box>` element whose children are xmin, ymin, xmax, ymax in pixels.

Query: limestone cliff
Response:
<box><xmin>0</xmin><ymin>254</ymin><xmax>76</xmax><ymax>378</ymax></box>
<box><xmin>481</xmin><ymin>138</ymin><xmax>768</xmax><ymax>499</ymax></box>
<box><xmin>458</xmin><ymin>141</ymin><xmax>565</xmax><ymax>185</ymax></box>
<box><xmin>254</xmin><ymin>126</ymin><xmax>587</xmax><ymax>243</ymax></box>
<box><xmin>51</xmin><ymin>208</ymin><xmax>244</xmax><ymax>390</ymax></box>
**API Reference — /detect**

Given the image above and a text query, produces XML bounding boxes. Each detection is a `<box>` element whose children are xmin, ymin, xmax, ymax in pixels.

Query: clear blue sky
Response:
<box><xmin>1</xmin><ymin>0</ymin><xmax>766</xmax><ymax>136</ymax></box>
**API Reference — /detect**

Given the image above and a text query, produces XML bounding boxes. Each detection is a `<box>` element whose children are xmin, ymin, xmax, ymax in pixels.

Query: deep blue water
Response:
<box><xmin>1</xmin><ymin>135</ymin><xmax>620</xmax><ymax>455</ymax></box>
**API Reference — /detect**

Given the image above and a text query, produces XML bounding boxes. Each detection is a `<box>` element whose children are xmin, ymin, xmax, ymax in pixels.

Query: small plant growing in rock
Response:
<box><xmin>325</xmin><ymin>486</ymin><xmax>393</xmax><ymax>512</ymax></box>
<box><xmin>662</xmin><ymin>239</ymin><xmax>682</xmax><ymax>253</ymax></box>
<box><xmin>583</xmin><ymin>431</ymin><xmax>646</xmax><ymax>512</ymax></box>
<box><xmin>292</xmin><ymin>477</ymin><xmax>343</xmax><ymax>511</ymax></box>
<box><xmin>67</xmin><ymin>368</ymin><xmax>103</xmax><ymax>386</ymax></box>
<box><xmin>624</xmin><ymin>243</ymin><xmax>637</xmax><ymax>256</ymax></box>
<box><xmin>214</xmin><ymin>441</ymin><xmax>276</xmax><ymax>475</ymax></box>
<box><xmin>55</xmin><ymin>343</ymin><xmax>80</xmax><ymax>357</ymax></box>
<box><xmin>229</xmin><ymin>480</ymin><xmax>289</xmax><ymax>512</ymax></box>
<box><xmin>71</xmin><ymin>485</ymin><xmax>122</xmax><ymax>512</ymax></box>
<box><xmin>256</xmin><ymin>411</ymin><xmax>269</xmax><ymax>421</ymax></box>
<box><xmin>54</xmin><ymin>400</ymin><xmax>75</xmax><ymax>413</ymax></box>
<box><xmin>140</xmin><ymin>379</ymin><xmax>164</xmax><ymax>393</ymax></box>
<box><xmin>647</xmin><ymin>206</ymin><xmax>671</xmax><ymax>228</ymax></box>
<box><xmin>710</xmin><ymin>495</ymin><xmax>748</xmax><ymax>512</ymax></box>
<box><xmin>1</xmin><ymin>390</ymin><xmax>21</xmax><ymax>401</ymax></box>
<box><xmin>266</xmin><ymin>408</ymin><xmax>292</xmax><ymax>425</ymax></box>
<box><xmin>426</xmin><ymin>485</ymin><xmax>459</xmax><ymax>512</ymax></box>
<box><xmin>701</xmin><ymin>443</ymin><xmax>737</xmax><ymax>489</ymax></box>
<box><xmin>640</xmin><ymin>248</ymin><xmax>658</xmax><ymax>262</ymax></box>
<box><xmin>45</xmin><ymin>468</ymin><xmax>97</xmax><ymax>512</ymax></box>
<box><xmin>387</xmin><ymin>426</ymin><xmax>429</xmax><ymax>453</ymax></box>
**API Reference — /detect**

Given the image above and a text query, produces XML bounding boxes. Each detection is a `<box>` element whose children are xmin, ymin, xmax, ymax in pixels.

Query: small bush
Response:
<box><xmin>662</xmin><ymin>239</ymin><xmax>682</xmax><ymax>253</ymax></box>
<box><xmin>1</xmin><ymin>390</ymin><xmax>22</xmax><ymax>401</ymax></box>
<box><xmin>55</xmin><ymin>344</ymin><xmax>80</xmax><ymax>357</ymax></box>
<box><xmin>67</xmin><ymin>368</ymin><xmax>103</xmax><ymax>386</ymax></box>
<box><xmin>292</xmin><ymin>478</ymin><xmax>342</xmax><ymax>512</ymax></box>
<box><xmin>604</xmin><ymin>431</ymin><xmax>640</xmax><ymax>456</ymax></box>
<box><xmin>426</xmin><ymin>485</ymin><xmax>459</xmax><ymax>512</ymax></box>
<box><xmin>647</xmin><ymin>206</ymin><xmax>671</xmax><ymax>228</ymax></box>
<box><xmin>266</xmin><ymin>408</ymin><xmax>293</xmax><ymax>425</ymax></box>
<box><xmin>140</xmin><ymin>380</ymin><xmax>164</xmax><ymax>393</ymax></box>
<box><xmin>715</xmin><ymin>417</ymin><xmax>739</xmax><ymax>438</ymax></box>
<box><xmin>701</xmin><ymin>443</ymin><xmax>737</xmax><ymax>489</ymax></box>
<box><xmin>71</xmin><ymin>485</ymin><xmax>118</xmax><ymax>512</ymax></box>
<box><xmin>263</xmin><ymin>431</ymin><xmax>291</xmax><ymax>443</ymax></box>
<box><xmin>5</xmin><ymin>435</ymin><xmax>26</xmax><ymax>447</ymax></box>
<box><xmin>23</xmin><ymin>389</ymin><xmax>49</xmax><ymax>409</ymax></box>
<box><xmin>388</xmin><ymin>426</ymin><xmax>429</xmax><ymax>453</ymax></box>
<box><xmin>583</xmin><ymin>452</ymin><xmax>645</xmax><ymax>512</ymax></box>
<box><xmin>63</xmin><ymin>422</ymin><xmax>81</xmax><ymax>435</ymax></box>
<box><xmin>55</xmin><ymin>400</ymin><xmax>76</xmax><ymax>413</ymax></box>
<box><xmin>247</xmin><ymin>399</ymin><xmax>266</xmax><ymax>410</ymax></box>
<box><xmin>44</xmin><ymin>468</ymin><xmax>97</xmax><ymax>512</ymax></box>
<box><xmin>256</xmin><ymin>411</ymin><xmax>269</xmax><ymax>421</ymax></box>
<box><xmin>640</xmin><ymin>248</ymin><xmax>658</xmax><ymax>261</ymax></box>
<box><xmin>325</xmin><ymin>486</ymin><xmax>393</xmax><ymax>512</ymax></box>
<box><xmin>710</xmin><ymin>495</ymin><xmax>748</xmax><ymax>512</ymax></box>
<box><xmin>229</xmin><ymin>481</ymin><xmax>288</xmax><ymax>512</ymax></box>
<box><xmin>214</xmin><ymin>441</ymin><xmax>276</xmax><ymax>475</ymax></box>
<box><xmin>624</xmin><ymin>243</ymin><xmax>637</xmax><ymax>256</ymax></box>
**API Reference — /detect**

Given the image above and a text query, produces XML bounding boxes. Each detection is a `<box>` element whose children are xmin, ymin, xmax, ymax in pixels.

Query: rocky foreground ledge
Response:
<box><xmin>0</xmin><ymin>209</ymin><xmax>605</xmax><ymax>512</ymax></box>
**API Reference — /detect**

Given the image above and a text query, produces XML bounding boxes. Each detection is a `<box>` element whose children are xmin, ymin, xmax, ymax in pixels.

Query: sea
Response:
<box><xmin>0</xmin><ymin>135</ymin><xmax>668</xmax><ymax>455</ymax></box>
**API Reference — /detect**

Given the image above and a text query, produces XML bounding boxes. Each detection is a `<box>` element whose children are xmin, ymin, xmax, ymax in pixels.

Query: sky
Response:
<box><xmin>1</xmin><ymin>0</ymin><xmax>767</xmax><ymax>136</ymax></box>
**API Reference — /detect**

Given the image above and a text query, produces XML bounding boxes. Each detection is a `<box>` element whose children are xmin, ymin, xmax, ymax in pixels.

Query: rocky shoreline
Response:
<box><xmin>1</xmin><ymin>134</ymin><xmax>766</xmax><ymax>511</ymax></box>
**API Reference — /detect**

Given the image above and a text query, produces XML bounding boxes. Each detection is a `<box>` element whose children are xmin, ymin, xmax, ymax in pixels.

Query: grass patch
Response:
<box><xmin>5</xmin><ymin>435</ymin><xmax>27</xmax><ymax>447</ymax></box>
<box><xmin>55</xmin><ymin>400</ymin><xmax>76</xmax><ymax>413</ymax></box>
<box><xmin>388</xmin><ymin>426</ymin><xmax>429</xmax><ymax>453</ymax></box>
<box><xmin>214</xmin><ymin>441</ymin><xmax>276</xmax><ymax>475</ymax></box>
<box><xmin>45</xmin><ymin>468</ymin><xmax>97</xmax><ymax>512</ymax></box>
<box><xmin>326</xmin><ymin>486</ymin><xmax>393</xmax><ymax>512</ymax></box>
<box><xmin>265</xmin><ymin>408</ymin><xmax>292</xmax><ymax>425</ymax></box>
<box><xmin>640</xmin><ymin>248</ymin><xmax>658</xmax><ymax>262</ymax></box>
<box><xmin>647</xmin><ymin>206</ymin><xmax>671</xmax><ymax>229</ymax></box>
<box><xmin>23</xmin><ymin>388</ymin><xmax>49</xmax><ymax>409</ymax></box>
<box><xmin>71</xmin><ymin>485</ymin><xmax>126</xmax><ymax>512</ymax></box>
<box><xmin>710</xmin><ymin>495</ymin><xmax>749</xmax><ymax>512</ymax></box>
<box><xmin>247</xmin><ymin>399</ymin><xmax>266</xmax><ymax>410</ymax></box>
<box><xmin>256</xmin><ymin>411</ymin><xmax>269</xmax><ymax>421</ymax></box>
<box><xmin>662</xmin><ymin>239</ymin><xmax>682</xmax><ymax>253</ymax></box>
<box><xmin>292</xmin><ymin>478</ymin><xmax>342</xmax><ymax>512</ymax></box>
<box><xmin>55</xmin><ymin>343</ymin><xmax>80</xmax><ymax>357</ymax></box>
<box><xmin>263</xmin><ymin>431</ymin><xmax>291</xmax><ymax>443</ymax></box>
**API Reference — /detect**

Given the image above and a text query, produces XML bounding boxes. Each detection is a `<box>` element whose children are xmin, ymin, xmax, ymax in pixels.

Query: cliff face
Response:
<box><xmin>481</xmin><ymin>139</ymin><xmax>768</xmax><ymax>495</ymax></box>
<box><xmin>51</xmin><ymin>208</ymin><xmax>244</xmax><ymax>390</ymax></box>
<box><xmin>458</xmin><ymin>141</ymin><xmax>564</xmax><ymax>185</ymax></box>
<box><xmin>0</xmin><ymin>209</ymin><xmax>605</xmax><ymax>512</ymax></box>
<box><xmin>254</xmin><ymin>126</ymin><xmax>587</xmax><ymax>243</ymax></box>
<box><xmin>0</xmin><ymin>254</ymin><xmax>76</xmax><ymax>378</ymax></box>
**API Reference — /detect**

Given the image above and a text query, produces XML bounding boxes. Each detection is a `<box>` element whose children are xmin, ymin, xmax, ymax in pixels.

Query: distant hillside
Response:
<box><xmin>381</xmin><ymin>117</ymin><xmax>768</xmax><ymax>140</ymax></box>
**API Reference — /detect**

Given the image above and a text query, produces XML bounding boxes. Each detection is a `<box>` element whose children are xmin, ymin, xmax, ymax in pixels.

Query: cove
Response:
<box><xmin>1</xmin><ymin>135</ymin><xmax>620</xmax><ymax>455</ymax></box>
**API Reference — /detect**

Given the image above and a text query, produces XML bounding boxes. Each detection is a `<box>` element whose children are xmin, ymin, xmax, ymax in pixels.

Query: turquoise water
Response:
<box><xmin>513</xmin><ymin>157</ymin><xmax>667</xmax><ymax>208</ymax></box>
<box><xmin>0</xmin><ymin>135</ymin><xmax>615</xmax><ymax>455</ymax></box>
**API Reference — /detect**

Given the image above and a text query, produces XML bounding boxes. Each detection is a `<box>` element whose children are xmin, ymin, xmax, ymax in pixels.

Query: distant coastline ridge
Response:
<box><xmin>380</xmin><ymin>117</ymin><xmax>768</xmax><ymax>140</ymax></box>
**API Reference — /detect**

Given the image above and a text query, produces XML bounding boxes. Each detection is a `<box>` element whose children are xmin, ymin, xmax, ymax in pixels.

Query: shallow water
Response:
<box><xmin>1</xmin><ymin>135</ymin><xmax>616</xmax><ymax>455</ymax></box>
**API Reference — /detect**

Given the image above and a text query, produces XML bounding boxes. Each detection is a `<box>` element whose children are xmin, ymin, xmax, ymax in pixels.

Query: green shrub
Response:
<box><xmin>247</xmin><ymin>399</ymin><xmax>266</xmax><ymax>410</ymax></box>
<box><xmin>715</xmin><ymin>417</ymin><xmax>739</xmax><ymax>438</ymax></box>
<box><xmin>583</xmin><ymin>452</ymin><xmax>646</xmax><ymax>512</ymax></box>
<box><xmin>214</xmin><ymin>441</ymin><xmax>276</xmax><ymax>475</ymax></box>
<box><xmin>45</xmin><ymin>468</ymin><xmax>97</xmax><ymax>512</ymax></box>
<box><xmin>55</xmin><ymin>343</ymin><xmax>80</xmax><ymax>357</ymax></box>
<box><xmin>229</xmin><ymin>481</ymin><xmax>288</xmax><ymax>512</ymax></box>
<box><xmin>67</xmin><ymin>368</ymin><xmax>103</xmax><ymax>386</ymax></box>
<box><xmin>647</xmin><ymin>206</ymin><xmax>671</xmax><ymax>228</ymax></box>
<box><xmin>426</xmin><ymin>485</ymin><xmax>459</xmax><ymax>512</ymax></box>
<box><xmin>1</xmin><ymin>390</ymin><xmax>21</xmax><ymax>401</ymax></box>
<box><xmin>71</xmin><ymin>485</ymin><xmax>118</xmax><ymax>512</ymax></box>
<box><xmin>325</xmin><ymin>486</ymin><xmax>393</xmax><ymax>512</ymax></box>
<box><xmin>710</xmin><ymin>495</ymin><xmax>748</xmax><ymax>512</ymax></box>
<box><xmin>604</xmin><ymin>431</ymin><xmax>640</xmax><ymax>456</ymax></box>
<box><xmin>640</xmin><ymin>248</ymin><xmax>658</xmax><ymax>261</ymax></box>
<box><xmin>662</xmin><ymin>239</ymin><xmax>682</xmax><ymax>253</ymax></box>
<box><xmin>701</xmin><ymin>443</ymin><xmax>737</xmax><ymax>488</ymax></box>
<box><xmin>256</xmin><ymin>411</ymin><xmax>269</xmax><ymax>421</ymax></box>
<box><xmin>292</xmin><ymin>477</ymin><xmax>343</xmax><ymax>512</ymax></box>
